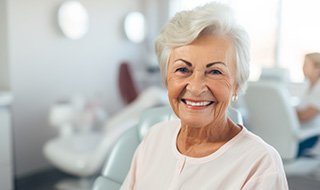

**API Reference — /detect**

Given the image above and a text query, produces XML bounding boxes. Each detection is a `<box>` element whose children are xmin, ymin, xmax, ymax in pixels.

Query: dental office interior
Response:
<box><xmin>1</xmin><ymin>0</ymin><xmax>320</xmax><ymax>189</ymax></box>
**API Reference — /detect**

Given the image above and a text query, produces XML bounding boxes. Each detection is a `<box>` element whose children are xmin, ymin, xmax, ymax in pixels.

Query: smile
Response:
<box><xmin>181</xmin><ymin>99</ymin><xmax>214</xmax><ymax>107</ymax></box>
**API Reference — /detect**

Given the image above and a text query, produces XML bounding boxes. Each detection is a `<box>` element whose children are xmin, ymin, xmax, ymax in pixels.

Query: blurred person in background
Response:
<box><xmin>296</xmin><ymin>53</ymin><xmax>320</xmax><ymax>156</ymax></box>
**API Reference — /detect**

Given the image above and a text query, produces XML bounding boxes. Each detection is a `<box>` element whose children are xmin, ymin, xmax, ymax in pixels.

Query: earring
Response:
<box><xmin>232</xmin><ymin>94</ymin><xmax>238</xmax><ymax>102</ymax></box>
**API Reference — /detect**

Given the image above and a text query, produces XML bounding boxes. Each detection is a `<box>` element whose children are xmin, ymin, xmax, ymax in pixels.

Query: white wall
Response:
<box><xmin>139</xmin><ymin>0</ymin><xmax>170</xmax><ymax>70</ymax></box>
<box><xmin>142</xmin><ymin>0</ymin><xmax>169</xmax><ymax>50</ymax></box>
<box><xmin>7</xmin><ymin>0</ymin><xmax>145</xmax><ymax>177</ymax></box>
<box><xmin>0</xmin><ymin>0</ymin><xmax>9</xmax><ymax>90</ymax></box>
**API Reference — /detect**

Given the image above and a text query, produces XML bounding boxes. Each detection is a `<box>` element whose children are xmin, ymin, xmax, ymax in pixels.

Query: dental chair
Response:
<box><xmin>43</xmin><ymin>87</ymin><xmax>168</xmax><ymax>190</ymax></box>
<box><xmin>259</xmin><ymin>68</ymin><xmax>290</xmax><ymax>84</ymax></box>
<box><xmin>92</xmin><ymin>106</ymin><xmax>243</xmax><ymax>190</ymax></box>
<box><xmin>243</xmin><ymin>81</ymin><xmax>320</xmax><ymax>176</ymax></box>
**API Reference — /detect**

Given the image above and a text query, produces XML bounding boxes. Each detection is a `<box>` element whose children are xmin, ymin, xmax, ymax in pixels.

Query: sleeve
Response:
<box><xmin>120</xmin><ymin>142</ymin><xmax>145</xmax><ymax>190</ymax></box>
<box><xmin>242</xmin><ymin>172</ymin><xmax>289</xmax><ymax>190</ymax></box>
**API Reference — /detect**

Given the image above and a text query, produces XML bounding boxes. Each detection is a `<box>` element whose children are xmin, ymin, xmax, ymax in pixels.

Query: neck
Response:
<box><xmin>309</xmin><ymin>78</ymin><xmax>319</xmax><ymax>89</ymax></box>
<box><xmin>177</xmin><ymin>118</ymin><xmax>240</xmax><ymax>157</ymax></box>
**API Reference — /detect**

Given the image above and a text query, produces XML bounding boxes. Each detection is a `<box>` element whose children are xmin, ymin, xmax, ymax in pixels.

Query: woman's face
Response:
<box><xmin>303</xmin><ymin>57</ymin><xmax>320</xmax><ymax>82</ymax></box>
<box><xmin>167</xmin><ymin>35</ymin><xmax>238</xmax><ymax>128</ymax></box>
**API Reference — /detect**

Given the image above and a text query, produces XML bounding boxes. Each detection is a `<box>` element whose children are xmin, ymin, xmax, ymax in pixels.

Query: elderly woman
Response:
<box><xmin>121</xmin><ymin>3</ymin><xmax>288</xmax><ymax>190</ymax></box>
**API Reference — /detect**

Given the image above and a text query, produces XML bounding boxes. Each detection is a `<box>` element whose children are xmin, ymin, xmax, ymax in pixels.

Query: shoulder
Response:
<box><xmin>314</xmin><ymin>80</ymin><xmax>320</xmax><ymax>92</ymax></box>
<box><xmin>238</xmin><ymin>127</ymin><xmax>285</xmax><ymax>172</ymax></box>
<box><xmin>140</xmin><ymin>119</ymin><xmax>180</xmax><ymax>145</ymax></box>
<box><xmin>242</xmin><ymin>127</ymin><xmax>282</xmax><ymax>158</ymax></box>
<box><xmin>239</xmin><ymin>130</ymin><xmax>289</xmax><ymax>189</ymax></box>
<box><xmin>308</xmin><ymin>81</ymin><xmax>320</xmax><ymax>98</ymax></box>
<box><xmin>134</xmin><ymin>120</ymin><xmax>180</xmax><ymax>162</ymax></box>
<box><xmin>146</xmin><ymin>119</ymin><xmax>180</xmax><ymax>136</ymax></box>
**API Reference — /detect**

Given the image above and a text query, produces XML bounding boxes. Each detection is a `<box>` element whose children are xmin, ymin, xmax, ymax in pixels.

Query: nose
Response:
<box><xmin>186</xmin><ymin>71</ymin><xmax>207</xmax><ymax>96</ymax></box>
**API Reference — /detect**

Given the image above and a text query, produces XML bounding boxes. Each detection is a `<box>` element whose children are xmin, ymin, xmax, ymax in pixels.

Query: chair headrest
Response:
<box><xmin>137</xmin><ymin>106</ymin><xmax>178</xmax><ymax>140</ymax></box>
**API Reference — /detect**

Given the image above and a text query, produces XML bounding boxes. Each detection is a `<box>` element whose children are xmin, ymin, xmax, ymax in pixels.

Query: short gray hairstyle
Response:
<box><xmin>155</xmin><ymin>2</ymin><xmax>250</xmax><ymax>94</ymax></box>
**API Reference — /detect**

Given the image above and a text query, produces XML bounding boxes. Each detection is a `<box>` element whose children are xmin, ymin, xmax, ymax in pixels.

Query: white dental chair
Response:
<box><xmin>243</xmin><ymin>81</ymin><xmax>320</xmax><ymax>176</ymax></box>
<box><xmin>43</xmin><ymin>87</ymin><xmax>168</xmax><ymax>190</ymax></box>
<box><xmin>92</xmin><ymin>106</ymin><xmax>243</xmax><ymax>190</ymax></box>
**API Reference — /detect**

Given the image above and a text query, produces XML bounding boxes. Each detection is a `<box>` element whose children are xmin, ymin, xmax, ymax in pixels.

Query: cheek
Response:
<box><xmin>210</xmin><ymin>79</ymin><xmax>234</xmax><ymax>99</ymax></box>
<box><xmin>167</xmin><ymin>76</ymin><xmax>185</xmax><ymax>100</ymax></box>
<box><xmin>303</xmin><ymin>65</ymin><xmax>309</xmax><ymax>74</ymax></box>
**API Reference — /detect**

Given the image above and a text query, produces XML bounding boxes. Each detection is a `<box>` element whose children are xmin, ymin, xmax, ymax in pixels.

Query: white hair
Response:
<box><xmin>155</xmin><ymin>2</ymin><xmax>250</xmax><ymax>94</ymax></box>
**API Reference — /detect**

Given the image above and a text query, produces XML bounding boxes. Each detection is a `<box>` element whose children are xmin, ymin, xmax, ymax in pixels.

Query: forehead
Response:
<box><xmin>305</xmin><ymin>57</ymin><xmax>312</xmax><ymax>62</ymax></box>
<box><xmin>304</xmin><ymin>57</ymin><xmax>315</xmax><ymax>66</ymax></box>
<box><xmin>170</xmin><ymin>35</ymin><xmax>234</xmax><ymax>64</ymax></box>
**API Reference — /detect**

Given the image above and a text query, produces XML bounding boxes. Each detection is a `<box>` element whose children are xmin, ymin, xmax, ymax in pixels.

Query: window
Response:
<box><xmin>169</xmin><ymin>0</ymin><xmax>320</xmax><ymax>82</ymax></box>
<box><xmin>278</xmin><ymin>0</ymin><xmax>320</xmax><ymax>82</ymax></box>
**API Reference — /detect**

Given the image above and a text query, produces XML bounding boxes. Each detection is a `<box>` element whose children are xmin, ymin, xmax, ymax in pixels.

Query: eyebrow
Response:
<box><xmin>174</xmin><ymin>59</ymin><xmax>226</xmax><ymax>68</ymax></box>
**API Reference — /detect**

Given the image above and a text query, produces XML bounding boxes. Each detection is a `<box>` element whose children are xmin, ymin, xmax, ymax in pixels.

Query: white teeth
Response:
<box><xmin>185</xmin><ymin>100</ymin><xmax>212</xmax><ymax>106</ymax></box>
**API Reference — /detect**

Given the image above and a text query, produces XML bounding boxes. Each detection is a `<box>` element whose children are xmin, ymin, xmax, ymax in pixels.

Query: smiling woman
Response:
<box><xmin>120</xmin><ymin>2</ymin><xmax>289</xmax><ymax>190</ymax></box>
<box><xmin>167</xmin><ymin>36</ymin><xmax>236</xmax><ymax>133</ymax></box>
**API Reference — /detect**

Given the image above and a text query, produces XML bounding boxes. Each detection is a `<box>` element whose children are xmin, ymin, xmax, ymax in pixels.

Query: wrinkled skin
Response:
<box><xmin>167</xmin><ymin>35</ymin><xmax>241</xmax><ymax>157</ymax></box>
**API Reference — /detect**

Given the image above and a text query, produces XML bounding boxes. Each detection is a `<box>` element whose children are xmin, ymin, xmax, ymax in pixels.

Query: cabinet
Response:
<box><xmin>0</xmin><ymin>93</ymin><xmax>13</xmax><ymax>190</ymax></box>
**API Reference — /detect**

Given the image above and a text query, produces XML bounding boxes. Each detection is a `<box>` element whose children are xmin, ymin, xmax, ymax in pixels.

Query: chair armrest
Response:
<box><xmin>92</xmin><ymin>176</ymin><xmax>121</xmax><ymax>190</ymax></box>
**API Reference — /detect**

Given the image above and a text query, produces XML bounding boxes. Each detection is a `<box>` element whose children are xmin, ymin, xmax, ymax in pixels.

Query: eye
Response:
<box><xmin>175</xmin><ymin>67</ymin><xmax>189</xmax><ymax>73</ymax></box>
<box><xmin>208</xmin><ymin>69</ymin><xmax>222</xmax><ymax>75</ymax></box>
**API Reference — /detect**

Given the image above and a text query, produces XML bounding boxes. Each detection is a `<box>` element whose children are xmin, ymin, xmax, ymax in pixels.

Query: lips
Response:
<box><xmin>181</xmin><ymin>99</ymin><xmax>214</xmax><ymax>107</ymax></box>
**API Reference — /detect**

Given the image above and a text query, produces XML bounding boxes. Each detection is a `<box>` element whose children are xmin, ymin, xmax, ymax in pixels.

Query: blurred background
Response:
<box><xmin>1</xmin><ymin>0</ymin><xmax>320</xmax><ymax>189</ymax></box>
